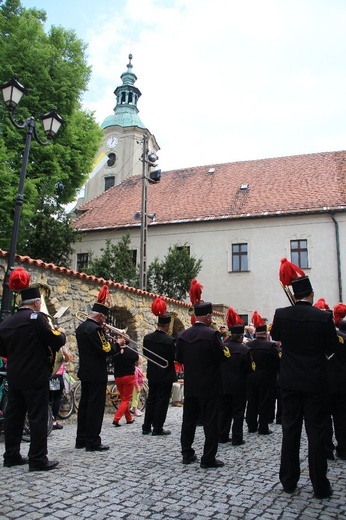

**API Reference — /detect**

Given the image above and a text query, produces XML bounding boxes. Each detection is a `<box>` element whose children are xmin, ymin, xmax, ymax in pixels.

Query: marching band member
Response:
<box><xmin>271</xmin><ymin>267</ymin><xmax>339</xmax><ymax>499</ymax></box>
<box><xmin>176</xmin><ymin>301</ymin><xmax>228</xmax><ymax>468</ymax></box>
<box><xmin>75</xmin><ymin>286</ymin><xmax>115</xmax><ymax>452</ymax></box>
<box><xmin>0</xmin><ymin>267</ymin><xmax>66</xmax><ymax>471</ymax></box>
<box><xmin>142</xmin><ymin>297</ymin><xmax>176</xmax><ymax>436</ymax></box>
<box><xmin>218</xmin><ymin>307</ymin><xmax>252</xmax><ymax>446</ymax></box>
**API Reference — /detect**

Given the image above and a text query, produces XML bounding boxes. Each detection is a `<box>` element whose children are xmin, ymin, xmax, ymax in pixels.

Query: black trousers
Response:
<box><xmin>325</xmin><ymin>392</ymin><xmax>346</xmax><ymax>457</ymax></box>
<box><xmin>280</xmin><ymin>388</ymin><xmax>330</xmax><ymax>496</ymax></box>
<box><xmin>76</xmin><ymin>380</ymin><xmax>107</xmax><ymax>449</ymax></box>
<box><xmin>4</xmin><ymin>384</ymin><xmax>49</xmax><ymax>465</ymax></box>
<box><xmin>246</xmin><ymin>384</ymin><xmax>275</xmax><ymax>433</ymax></box>
<box><xmin>181</xmin><ymin>396</ymin><xmax>219</xmax><ymax>464</ymax></box>
<box><xmin>218</xmin><ymin>393</ymin><xmax>247</xmax><ymax>443</ymax></box>
<box><xmin>143</xmin><ymin>381</ymin><xmax>172</xmax><ymax>433</ymax></box>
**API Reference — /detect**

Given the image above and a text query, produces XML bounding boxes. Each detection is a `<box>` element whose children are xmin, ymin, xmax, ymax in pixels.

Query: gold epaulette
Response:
<box><xmin>98</xmin><ymin>331</ymin><xmax>112</xmax><ymax>353</ymax></box>
<box><xmin>223</xmin><ymin>346</ymin><xmax>231</xmax><ymax>358</ymax></box>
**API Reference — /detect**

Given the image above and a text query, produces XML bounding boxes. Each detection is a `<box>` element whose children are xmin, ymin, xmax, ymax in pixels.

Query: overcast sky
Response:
<box><xmin>21</xmin><ymin>0</ymin><xmax>346</xmax><ymax>171</ymax></box>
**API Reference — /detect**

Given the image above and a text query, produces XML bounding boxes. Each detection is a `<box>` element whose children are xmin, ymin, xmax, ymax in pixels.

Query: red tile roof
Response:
<box><xmin>74</xmin><ymin>151</ymin><xmax>346</xmax><ymax>231</ymax></box>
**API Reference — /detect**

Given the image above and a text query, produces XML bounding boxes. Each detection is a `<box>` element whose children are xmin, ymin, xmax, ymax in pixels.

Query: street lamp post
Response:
<box><xmin>0</xmin><ymin>76</ymin><xmax>63</xmax><ymax>321</ymax></box>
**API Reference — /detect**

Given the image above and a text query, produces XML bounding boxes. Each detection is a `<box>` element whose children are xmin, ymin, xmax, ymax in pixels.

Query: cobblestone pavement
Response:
<box><xmin>1</xmin><ymin>406</ymin><xmax>346</xmax><ymax>519</ymax></box>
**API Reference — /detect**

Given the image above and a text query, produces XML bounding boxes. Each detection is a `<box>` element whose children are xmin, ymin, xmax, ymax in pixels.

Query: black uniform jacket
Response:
<box><xmin>246</xmin><ymin>337</ymin><xmax>280</xmax><ymax>387</ymax></box>
<box><xmin>270</xmin><ymin>301</ymin><xmax>339</xmax><ymax>393</ymax></box>
<box><xmin>143</xmin><ymin>329</ymin><xmax>176</xmax><ymax>384</ymax></box>
<box><xmin>327</xmin><ymin>330</ymin><xmax>346</xmax><ymax>394</ymax></box>
<box><xmin>76</xmin><ymin>318</ymin><xmax>112</xmax><ymax>383</ymax></box>
<box><xmin>0</xmin><ymin>308</ymin><xmax>66</xmax><ymax>390</ymax></box>
<box><xmin>176</xmin><ymin>322</ymin><xmax>226</xmax><ymax>398</ymax></box>
<box><xmin>220</xmin><ymin>339</ymin><xmax>252</xmax><ymax>395</ymax></box>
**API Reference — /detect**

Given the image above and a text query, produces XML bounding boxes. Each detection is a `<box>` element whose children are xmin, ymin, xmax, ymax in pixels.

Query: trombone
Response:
<box><xmin>74</xmin><ymin>311</ymin><xmax>168</xmax><ymax>369</ymax></box>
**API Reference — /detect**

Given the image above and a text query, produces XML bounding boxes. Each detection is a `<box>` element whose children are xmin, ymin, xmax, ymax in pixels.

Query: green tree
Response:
<box><xmin>0</xmin><ymin>0</ymin><xmax>103</xmax><ymax>261</ymax></box>
<box><xmin>84</xmin><ymin>235</ymin><xmax>139</xmax><ymax>287</ymax></box>
<box><xmin>24</xmin><ymin>202</ymin><xmax>82</xmax><ymax>266</ymax></box>
<box><xmin>147</xmin><ymin>244</ymin><xmax>202</xmax><ymax>300</ymax></box>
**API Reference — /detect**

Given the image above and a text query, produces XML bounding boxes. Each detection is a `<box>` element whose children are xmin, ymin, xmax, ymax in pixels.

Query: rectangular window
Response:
<box><xmin>130</xmin><ymin>249</ymin><xmax>137</xmax><ymax>266</ymax></box>
<box><xmin>290</xmin><ymin>239</ymin><xmax>309</xmax><ymax>269</ymax></box>
<box><xmin>239</xmin><ymin>314</ymin><xmax>248</xmax><ymax>326</ymax></box>
<box><xmin>232</xmin><ymin>243</ymin><xmax>248</xmax><ymax>272</ymax></box>
<box><xmin>104</xmin><ymin>176</ymin><xmax>115</xmax><ymax>191</ymax></box>
<box><xmin>177</xmin><ymin>245</ymin><xmax>190</xmax><ymax>255</ymax></box>
<box><xmin>77</xmin><ymin>253</ymin><xmax>89</xmax><ymax>272</ymax></box>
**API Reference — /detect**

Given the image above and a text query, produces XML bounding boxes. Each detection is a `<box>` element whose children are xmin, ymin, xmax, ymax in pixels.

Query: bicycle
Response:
<box><xmin>73</xmin><ymin>377</ymin><xmax>148</xmax><ymax>412</ymax></box>
<box><xmin>57</xmin><ymin>371</ymin><xmax>77</xmax><ymax>420</ymax></box>
<box><xmin>73</xmin><ymin>378</ymin><xmax>120</xmax><ymax>410</ymax></box>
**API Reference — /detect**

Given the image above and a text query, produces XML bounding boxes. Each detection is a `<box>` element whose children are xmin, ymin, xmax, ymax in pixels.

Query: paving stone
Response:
<box><xmin>1</xmin><ymin>407</ymin><xmax>345</xmax><ymax>519</ymax></box>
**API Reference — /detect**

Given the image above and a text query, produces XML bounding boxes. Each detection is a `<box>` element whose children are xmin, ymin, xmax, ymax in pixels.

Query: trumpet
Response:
<box><xmin>74</xmin><ymin>311</ymin><xmax>168</xmax><ymax>369</ymax></box>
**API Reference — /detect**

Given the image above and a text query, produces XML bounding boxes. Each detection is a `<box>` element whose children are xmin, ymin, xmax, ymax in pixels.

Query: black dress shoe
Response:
<box><xmin>29</xmin><ymin>460</ymin><xmax>59</xmax><ymax>472</ymax></box>
<box><xmin>314</xmin><ymin>485</ymin><xmax>333</xmax><ymax>499</ymax></box>
<box><xmin>248</xmin><ymin>428</ymin><xmax>258</xmax><ymax>433</ymax></box>
<box><xmin>4</xmin><ymin>456</ymin><xmax>29</xmax><ymax>467</ymax></box>
<box><xmin>126</xmin><ymin>420</ymin><xmax>135</xmax><ymax>424</ymax></box>
<box><xmin>219</xmin><ymin>437</ymin><xmax>232</xmax><ymax>444</ymax></box>
<box><xmin>283</xmin><ymin>486</ymin><xmax>297</xmax><ymax>494</ymax></box>
<box><xmin>86</xmin><ymin>444</ymin><xmax>110</xmax><ymax>452</ymax></box>
<box><xmin>200</xmin><ymin>459</ymin><xmax>224</xmax><ymax>469</ymax></box>
<box><xmin>142</xmin><ymin>429</ymin><xmax>152</xmax><ymax>435</ymax></box>
<box><xmin>232</xmin><ymin>440</ymin><xmax>245</xmax><ymax>446</ymax></box>
<box><xmin>152</xmin><ymin>429</ymin><xmax>171</xmax><ymax>436</ymax></box>
<box><xmin>326</xmin><ymin>452</ymin><xmax>335</xmax><ymax>461</ymax></box>
<box><xmin>113</xmin><ymin>421</ymin><xmax>121</xmax><ymax>427</ymax></box>
<box><xmin>182</xmin><ymin>454</ymin><xmax>198</xmax><ymax>465</ymax></box>
<box><xmin>258</xmin><ymin>430</ymin><xmax>273</xmax><ymax>435</ymax></box>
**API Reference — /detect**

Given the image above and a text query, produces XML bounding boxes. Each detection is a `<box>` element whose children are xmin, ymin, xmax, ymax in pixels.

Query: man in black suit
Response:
<box><xmin>75</xmin><ymin>302</ymin><xmax>115</xmax><ymax>451</ymax></box>
<box><xmin>176</xmin><ymin>302</ymin><xmax>228</xmax><ymax>468</ymax></box>
<box><xmin>0</xmin><ymin>284</ymin><xmax>66</xmax><ymax>471</ymax></box>
<box><xmin>325</xmin><ymin>317</ymin><xmax>346</xmax><ymax>460</ymax></box>
<box><xmin>142</xmin><ymin>313</ymin><xmax>176</xmax><ymax>436</ymax></box>
<box><xmin>219</xmin><ymin>324</ymin><xmax>252</xmax><ymax>445</ymax></box>
<box><xmin>271</xmin><ymin>276</ymin><xmax>339</xmax><ymax>499</ymax></box>
<box><xmin>246</xmin><ymin>325</ymin><xmax>280</xmax><ymax>435</ymax></box>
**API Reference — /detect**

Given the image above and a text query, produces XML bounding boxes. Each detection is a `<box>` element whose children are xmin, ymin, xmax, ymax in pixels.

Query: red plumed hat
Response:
<box><xmin>251</xmin><ymin>311</ymin><xmax>264</xmax><ymax>327</ymax></box>
<box><xmin>314</xmin><ymin>298</ymin><xmax>330</xmax><ymax>310</ymax></box>
<box><xmin>279</xmin><ymin>258</ymin><xmax>305</xmax><ymax>287</ymax></box>
<box><xmin>151</xmin><ymin>296</ymin><xmax>167</xmax><ymax>316</ymax></box>
<box><xmin>333</xmin><ymin>303</ymin><xmax>346</xmax><ymax>326</ymax></box>
<box><xmin>8</xmin><ymin>267</ymin><xmax>31</xmax><ymax>291</ymax></box>
<box><xmin>189</xmin><ymin>279</ymin><xmax>203</xmax><ymax>305</ymax></box>
<box><xmin>226</xmin><ymin>307</ymin><xmax>244</xmax><ymax>330</ymax></box>
<box><xmin>97</xmin><ymin>285</ymin><xmax>112</xmax><ymax>307</ymax></box>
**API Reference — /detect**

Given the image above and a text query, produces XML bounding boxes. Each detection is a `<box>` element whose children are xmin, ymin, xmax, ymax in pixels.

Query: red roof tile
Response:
<box><xmin>74</xmin><ymin>151</ymin><xmax>346</xmax><ymax>231</ymax></box>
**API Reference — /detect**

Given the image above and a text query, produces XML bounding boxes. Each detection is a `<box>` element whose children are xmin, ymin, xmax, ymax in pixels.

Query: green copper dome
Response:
<box><xmin>101</xmin><ymin>54</ymin><xmax>146</xmax><ymax>130</ymax></box>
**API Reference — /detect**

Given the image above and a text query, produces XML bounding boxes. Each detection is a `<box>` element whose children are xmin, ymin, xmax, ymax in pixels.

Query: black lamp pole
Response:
<box><xmin>0</xmin><ymin>76</ymin><xmax>63</xmax><ymax>321</ymax></box>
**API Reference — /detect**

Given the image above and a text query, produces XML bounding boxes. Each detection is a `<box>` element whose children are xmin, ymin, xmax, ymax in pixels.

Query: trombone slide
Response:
<box><xmin>74</xmin><ymin>311</ymin><xmax>168</xmax><ymax>369</ymax></box>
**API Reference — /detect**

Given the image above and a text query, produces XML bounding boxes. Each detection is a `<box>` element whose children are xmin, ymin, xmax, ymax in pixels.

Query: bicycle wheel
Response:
<box><xmin>73</xmin><ymin>381</ymin><xmax>82</xmax><ymax>411</ymax></box>
<box><xmin>138</xmin><ymin>383</ymin><xmax>148</xmax><ymax>412</ymax></box>
<box><xmin>22</xmin><ymin>405</ymin><xmax>53</xmax><ymax>442</ymax></box>
<box><xmin>108</xmin><ymin>384</ymin><xmax>120</xmax><ymax>409</ymax></box>
<box><xmin>57</xmin><ymin>388</ymin><xmax>74</xmax><ymax>419</ymax></box>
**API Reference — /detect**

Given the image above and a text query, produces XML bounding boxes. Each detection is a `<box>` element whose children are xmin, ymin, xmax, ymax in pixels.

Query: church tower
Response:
<box><xmin>82</xmin><ymin>54</ymin><xmax>160</xmax><ymax>204</ymax></box>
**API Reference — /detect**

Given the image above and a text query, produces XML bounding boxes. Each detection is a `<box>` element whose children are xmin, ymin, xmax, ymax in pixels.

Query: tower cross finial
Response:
<box><xmin>127</xmin><ymin>54</ymin><xmax>133</xmax><ymax>71</ymax></box>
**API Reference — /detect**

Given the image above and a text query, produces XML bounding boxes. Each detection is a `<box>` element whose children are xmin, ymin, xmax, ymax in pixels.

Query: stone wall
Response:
<box><xmin>0</xmin><ymin>252</ymin><xmax>225</xmax><ymax>375</ymax></box>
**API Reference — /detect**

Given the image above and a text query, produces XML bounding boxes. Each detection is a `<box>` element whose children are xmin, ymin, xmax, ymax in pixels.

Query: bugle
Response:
<box><xmin>74</xmin><ymin>311</ymin><xmax>168</xmax><ymax>369</ymax></box>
